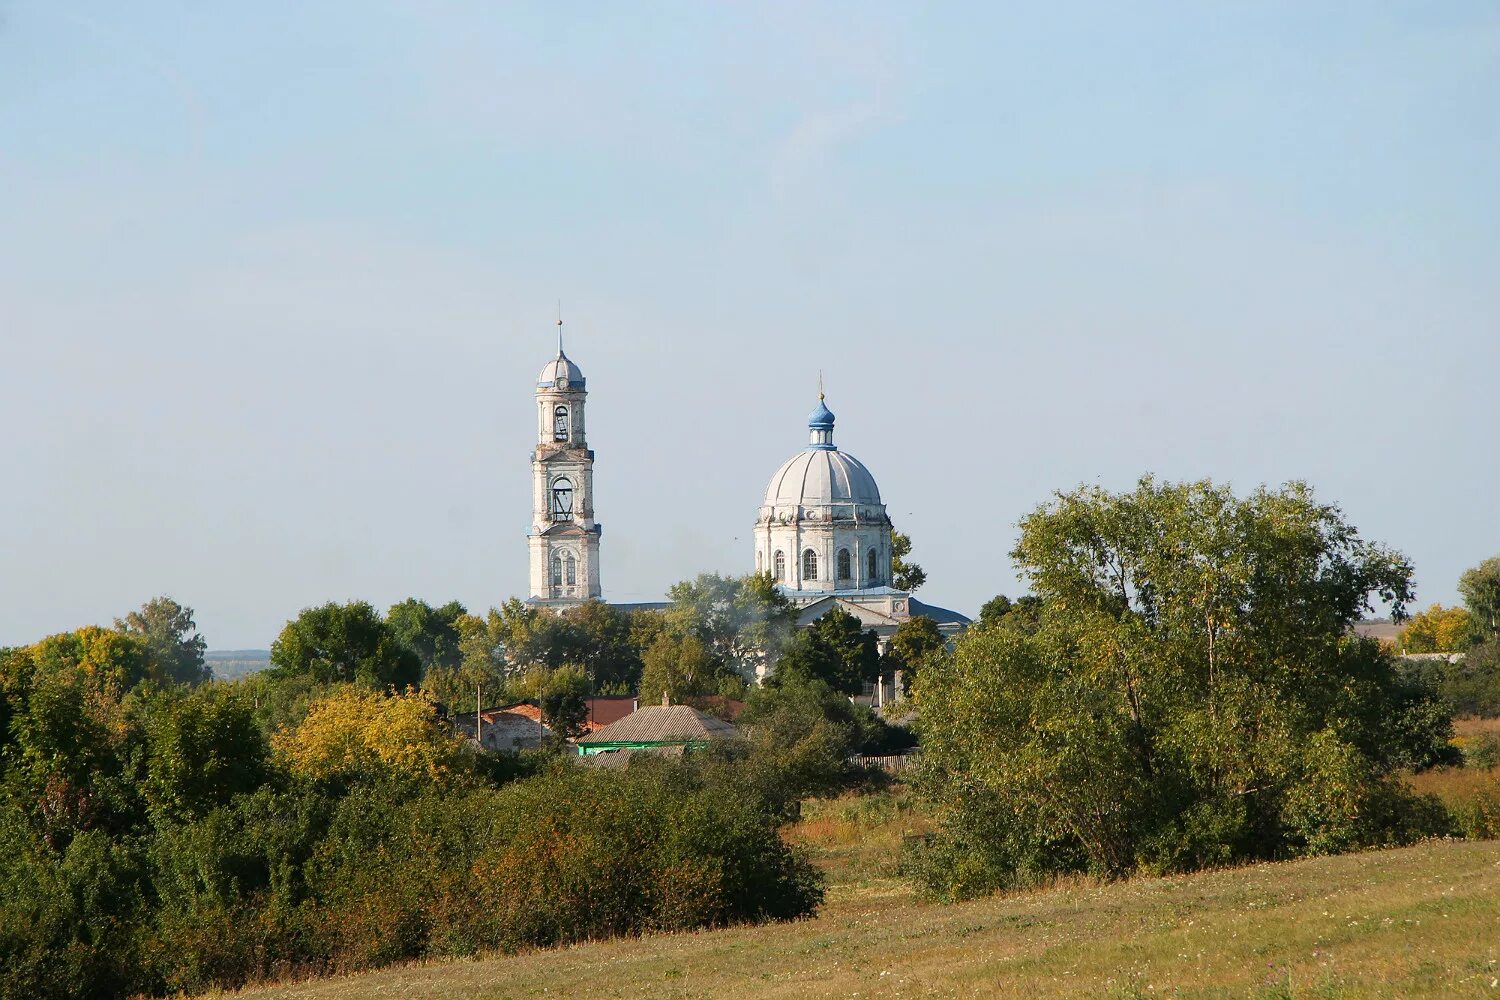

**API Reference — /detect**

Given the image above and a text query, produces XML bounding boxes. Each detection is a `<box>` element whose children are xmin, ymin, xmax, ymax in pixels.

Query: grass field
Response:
<box><xmin>224</xmin><ymin>791</ymin><xmax>1500</xmax><ymax>1000</ymax></box>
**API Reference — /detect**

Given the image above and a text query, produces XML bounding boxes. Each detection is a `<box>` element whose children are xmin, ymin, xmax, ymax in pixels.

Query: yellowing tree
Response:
<box><xmin>1399</xmin><ymin>604</ymin><xmax>1472</xmax><ymax>653</ymax></box>
<box><xmin>274</xmin><ymin>687</ymin><xmax>471</xmax><ymax>784</ymax></box>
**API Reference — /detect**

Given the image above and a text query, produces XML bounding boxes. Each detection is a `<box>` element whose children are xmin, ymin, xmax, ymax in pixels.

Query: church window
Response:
<box><xmin>803</xmin><ymin>548</ymin><xmax>818</xmax><ymax>581</ymax></box>
<box><xmin>774</xmin><ymin>550</ymin><xmax>786</xmax><ymax>581</ymax></box>
<box><xmin>837</xmin><ymin>548</ymin><xmax>851</xmax><ymax>580</ymax></box>
<box><xmin>868</xmin><ymin>548</ymin><xmax>879</xmax><ymax>584</ymax></box>
<box><xmin>565</xmin><ymin>552</ymin><xmax>577</xmax><ymax>585</ymax></box>
<box><xmin>553</xmin><ymin>405</ymin><xmax>570</xmax><ymax>441</ymax></box>
<box><xmin>551</xmin><ymin>555</ymin><xmax>563</xmax><ymax>587</ymax></box>
<box><xmin>756</xmin><ymin>551</ymin><xmax>762</xmax><ymax>573</ymax></box>
<box><xmin>551</xmin><ymin>477</ymin><xmax>573</xmax><ymax>520</ymax></box>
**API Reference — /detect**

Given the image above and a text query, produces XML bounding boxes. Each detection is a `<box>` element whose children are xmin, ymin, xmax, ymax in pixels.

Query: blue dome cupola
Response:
<box><xmin>807</xmin><ymin>395</ymin><xmax>835</xmax><ymax>449</ymax></box>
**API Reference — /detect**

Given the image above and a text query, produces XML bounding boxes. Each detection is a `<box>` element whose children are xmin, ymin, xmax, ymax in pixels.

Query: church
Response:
<box><xmin>523</xmin><ymin>332</ymin><xmax>969</xmax><ymax>669</ymax></box>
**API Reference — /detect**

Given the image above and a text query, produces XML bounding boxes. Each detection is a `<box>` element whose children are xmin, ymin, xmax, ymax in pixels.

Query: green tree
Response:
<box><xmin>516</xmin><ymin>664</ymin><xmax>593</xmax><ymax>742</ymax></box>
<box><xmin>116</xmin><ymin>596</ymin><xmax>210</xmax><ymax>686</ymax></box>
<box><xmin>891</xmin><ymin>528</ymin><xmax>926</xmax><ymax>592</ymax></box>
<box><xmin>664</xmin><ymin>573</ymin><xmax>797</xmax><ymax>679</ymax></box>
<box><xmin>913</xmin><ymin>477</ymin><xmax>1449</xmax><ymax>899</ymax></box>
<box><xmin>385</xmin><ymin>598</ymin><xmax>466</xmax><ymax>675</ymax></box>
<box><xmin>637</xmin><ymin>632</ymin><xmax>717</xmax><ymax>706</ymax></box>
<box><xmin>554</xmin><ymin>600</ymin><xmax>647</xmax><ymax>693</ymax></box>
<box><xmin>1460</xmin><ymin>556</ymin><xmax>1500</xmax><ymax>641</ymax></box>
<box><xmin>773</xmin><ymin>607</ymin><xmax>879</xmax><ymax>695</ymax></box>
<box><xmin>132</xmin><ymin>687</ymin><xmax>270</xmax><ymax>822</ymax></box>
<box><xmin>883</xmin><ymin>615</ymin><xmax>947</xmax><ymax>692</ymax></box>
<box><xmin>977</xmin><ymin>593</ymin><xmax>1043</xmax><ymax>631</ymax></box>
<box><xmin>269</xmin><ymin>601</ymin><xmax>419</xmax><ymax>689</ymax></box>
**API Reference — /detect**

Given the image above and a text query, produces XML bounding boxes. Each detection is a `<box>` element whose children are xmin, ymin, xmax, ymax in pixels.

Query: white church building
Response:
<box><xmin>524</xmin><ymin>335</ymin><xmax>968</xmax><ymax>648</ymax></box>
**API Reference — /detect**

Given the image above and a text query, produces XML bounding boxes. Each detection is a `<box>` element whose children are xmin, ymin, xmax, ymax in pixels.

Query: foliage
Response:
<box><xmin>773</xmin><ymin>608</ymin><xmax>880</xmax><ymax>695</ymax></box>
<box><xmin>1459</xmin><ymin>555</ymin><xmax>1500</xmax><ymax>642</ymax></box>
<box><xmin>116</xmin><ymin>596</ymin><xmax>211</xmax><ymax>686</ymax></box>
<box><xmin>637</xmin><ymin>632</ymin><xmax>718</xmax><ymax>706</ymax></box>
<box><xmin>0</xmin><ymin>606</ymin><xmax>827</xmax><ymax>999</ymax></box>
<box><xmin>891</xmin><ymin>528</ymin><xmax>926</xmax><ymax>593</ymax></box>
<box><xmin>426</xmin><ymin>600</ymin><xmax>650</xmax><ymax>707</ymax></box>
<box><xmin>664</xmin><ymin>573</ymin><xmax>797</xmax><ymax>680</ymax></box>
<box><xmin>269</xmin><ymin>601</ymin><xmax>420</xmax><ymax>689</ymax></box>
<box><xmin>1403</xmin><ymin>639</ymin><xmax>1500</xmax><ymax>718</ymax></box>
<box><xmin>273</xmin><ymin>687</ymin><xmax>475</xmax><ymax>786</ymax></box>
<box><xmin>883</xmin><ymin>615</ymin><xmax>947</xmax><ymax>691</ymax></box>
<box><xmin>513</xmin><ymin>664</ymin><xmax>592</xmax><ymax>741</ymax></box>
<box><xmin>912</xmin><ymin>477</ymin><xmax>1452</xmax><ymax>900</ymax></box>
<box><xmin>977</xmin><ymin>593</ymin><xmax>1043</xmax><ymax>631</ymax></box>
<box><xmin>385</xmin><ymin>598</ymin><xmax>466</xmax><ymax>674</ymax></box>
<box><xmin>1398</xmin><ymin>603</ymin><xmax>1473</xmax><ymax>653</ymax></box>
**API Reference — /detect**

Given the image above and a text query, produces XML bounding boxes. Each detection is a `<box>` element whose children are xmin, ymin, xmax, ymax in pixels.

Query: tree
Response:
<box><xmin>883</xmin><ymin>615</ymin><xmax>947</xmax><ymax>691</ymax></box>
<box><xmin>515</xmin><ymin>663</ymin><xmax>593</xmax><ymax>742</ymax></box>
<box><xmin>133</xmin><ymin>687</ymin><xmax>269</xmax><ymax>821</ymax></box>
<box><xmin>1460</xmin><ymin>556</ymin><xmax>1500</xmax><ymax>641</ymax></box>
<box><xmin>891</xmin><ymin>529</ymin><xmax>926</xmax><ymax>592</ymax></box>
<box><xmin>116</xmin><ymin>596</ymin><xmax>210</xmax><ymax>686</ymax></box>
<box><xmin>637</xmin><ymin>633</ymin><xmax>717</xmax><ymax>706</ymax></box>
<box><xmin>1399</xmin><ymin>604</ymin><xmax>1473</xmax><ymax>653</ymax></box>
<box><xmin>773</xmin><ymin>608</ymin><xmax>879</xmax><ymax>695</ymax></box>
<box><xmin>554</xmin><ymin>601</ymin><xmax>647</xmax><ymax>693</ymax></box>
<box><xmin>977</xmin><ymin>593</ymin><xmax>1043</xmax><ymax>631</ymax></box>
<box><xmin>664</xmin><ymin>573</ymin><xmax>797</xmax><ymax>679</ymax></box>
<box><xmin>273</xmin><ymin>687</ymin><xmax>472</xmax><ymax>785</ymax></box>
<box><xmin>385</xmin><ymin>598</ymin><xmax>466</xmax><ymax>675</ymax></box>
<box><xmin>269</xmin><ymin>601</ymin><xmax>419</xmax><ymax>689</ymax></box>
<box><xmin>912</xmin><ymin>477</ymin><xmax>1449</xmax><ymax>899</ymax></box>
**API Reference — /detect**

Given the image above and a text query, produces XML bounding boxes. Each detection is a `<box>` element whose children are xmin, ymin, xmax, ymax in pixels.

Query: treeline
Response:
<box><xmin>0</xmin><ymin>582</ymin><xmax>914</xmax><ymax>998</ymax></box>
<box><xmin>906</xmin><ymin>478</ymin><xmax>1475</xmax><ymax>900</ymax></box>
<box><xmin>255</xmin><ymin>572</ymin><xmax>939</xmax><ymax>738</ymax></box>
<box><xmin>1388</xmin><ymin>557</ymin><xmax>1500</xmax><ymax>716</ymax></box>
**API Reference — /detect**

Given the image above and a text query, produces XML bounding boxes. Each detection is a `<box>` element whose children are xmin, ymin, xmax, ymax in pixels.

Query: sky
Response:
<box><xmin>1</xmin><ymin>2</ymin><xmax>1497</xmax><ymax>649</ymax></box>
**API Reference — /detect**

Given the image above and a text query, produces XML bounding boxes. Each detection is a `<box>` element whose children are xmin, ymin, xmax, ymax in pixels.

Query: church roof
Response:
<box><xmin>764</xmin><ymin>448</ymin><xmax>882</xmax><ymax>508</ymax></box>
<box><xmin>537</xmin><ymin>350</ymin><xmax>585</xmax><ymax>388</ymax></box>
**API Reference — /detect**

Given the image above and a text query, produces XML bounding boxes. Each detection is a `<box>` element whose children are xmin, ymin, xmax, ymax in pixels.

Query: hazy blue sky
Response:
<box><xmin>2</xmin><ymin>2</ymin><xmax>1496</xmax><ymax>648</ymax></box>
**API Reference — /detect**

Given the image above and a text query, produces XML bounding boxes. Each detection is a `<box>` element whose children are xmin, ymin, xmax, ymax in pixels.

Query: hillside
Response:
<box><xmin>225</xmin><ymin>836</ymin><xmax>1500</xmax><ymax>999</ymax></box>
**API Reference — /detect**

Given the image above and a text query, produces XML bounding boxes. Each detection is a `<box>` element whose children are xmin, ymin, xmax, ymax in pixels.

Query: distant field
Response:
<box><xmin>206</xmin><ymin>649</ymin><xmax>271</xmax><ymax>680</ymax></box>
<box><xmin>224</xmin><ymin>799</ymin><xmax>1500</xmax><ymax>1000</ymax></box>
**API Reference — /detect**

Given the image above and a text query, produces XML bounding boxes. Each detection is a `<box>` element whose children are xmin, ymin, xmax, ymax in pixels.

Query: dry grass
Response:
<box><xmin>1406</xmin><ymin>765</ymin><xmax>1500</xmax><ymax>801</ymax></box>
<box><xmin>1454</xmin><ymin>718</ymin><xmax>1500</xmax><ymax>740</ymax></box>
<box><xmin>222</xmin><ymin>832</ymin><xmax>1500</xmax><ymax>1000</ymax></box>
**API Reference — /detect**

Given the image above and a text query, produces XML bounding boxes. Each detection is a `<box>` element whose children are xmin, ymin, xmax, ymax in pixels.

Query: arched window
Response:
<box><xmin>756</xmin><ymin>550</ymin><xmax>763</xmax><ymax>573</ymax></box>
<box><xmin>837</xmin><ymin>548</ymin><xmax>851</xmax><ymax>580</ymax></box>
<box><xmin>868</xmin><ymin>547</ymin><xmax>879</xmax><ymax>584</ymax></box>
<box><xmin>551</xmin><ymin>554</ymin><xmax>564</xmax><ymax>587</ymax></box>
<box><xmin>802</xmin><ymin>548</ymin><xmax>818</xmax><ymax>581</ymax></box>
<box><xmin>553</xmin><ymin>405</ymin><xmax>570</xmax><ymax>441</ymax></box>
<box><xmin>551</xmin><ymin>477</ymin><xmax>573</xmax><ymax>520</ymax></box>
<box><xmin>773</xmin><ymin>550</ymin><xmax>786</xmax><ymax>581</ymax></box>
<box><xmin>565</xmin><ymin>552</ymin><xmax>577</xmax><ymax>585</ymax></box>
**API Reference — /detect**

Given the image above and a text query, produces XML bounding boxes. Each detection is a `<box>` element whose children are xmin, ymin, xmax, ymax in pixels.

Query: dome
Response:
<box><xmin>763</xmin><ymin>447</ymin><xmax>883</xmax><ymax>508</ymax></box>
<box><xmin>807</xmin><ymin>398</ymin><xmax>835</xmax><ymax>429</ymax></box>
<box><xmin>537</xmin><ymin>351</ymin><xmax>585</xmax><ymax>388</ymax></box>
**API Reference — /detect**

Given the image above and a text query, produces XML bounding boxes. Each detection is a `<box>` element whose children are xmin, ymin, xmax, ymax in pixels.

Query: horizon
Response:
<box><xmin>3</xmin><ymin>3</ymin><xmax>1496</xmax><ymax>648</ymax></box>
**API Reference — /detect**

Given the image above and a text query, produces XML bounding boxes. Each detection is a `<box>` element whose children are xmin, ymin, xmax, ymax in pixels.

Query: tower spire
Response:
<box><xmin>818</xmin><ymin>369</ymin><xmax>825</xmax><ymax>401</ymax></box>
<box><xmin>556</xmin><ymin>301</ymin><xmax>564</xmax><ymax>355</ymax></box>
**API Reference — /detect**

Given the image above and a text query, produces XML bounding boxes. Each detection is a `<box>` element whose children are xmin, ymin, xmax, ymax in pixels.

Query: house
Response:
<box><xmin>451</xmin><ymin>703</ymin><xmax>553</xmax><ymax>752</ymax></box>
<box><xmin>575</xmin><ymin>703</ymin><xmax>740</xmax><ymax>758</ymax></box>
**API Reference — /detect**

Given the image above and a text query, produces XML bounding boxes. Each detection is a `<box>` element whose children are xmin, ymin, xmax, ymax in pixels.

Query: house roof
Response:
<box><xmin>583</xmin><ymin>695</ymin><xmax>639</xmax><ymax>731</ymax></box>
<box><xmin>577</xmin><ymin>704</ymin><xmax>740</xmax><ymax>746</ymax></box>
<box><xmin>908</xmin><ymin>598</ymin><xmax>971</xmax><ymax>627</ymax></box>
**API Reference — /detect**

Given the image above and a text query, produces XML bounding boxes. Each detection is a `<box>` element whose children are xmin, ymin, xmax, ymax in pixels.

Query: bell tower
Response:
<box><xmin>527</xmin><ymin>320</ymin><xmax>602</xmax><ymax>605</ymax></box>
